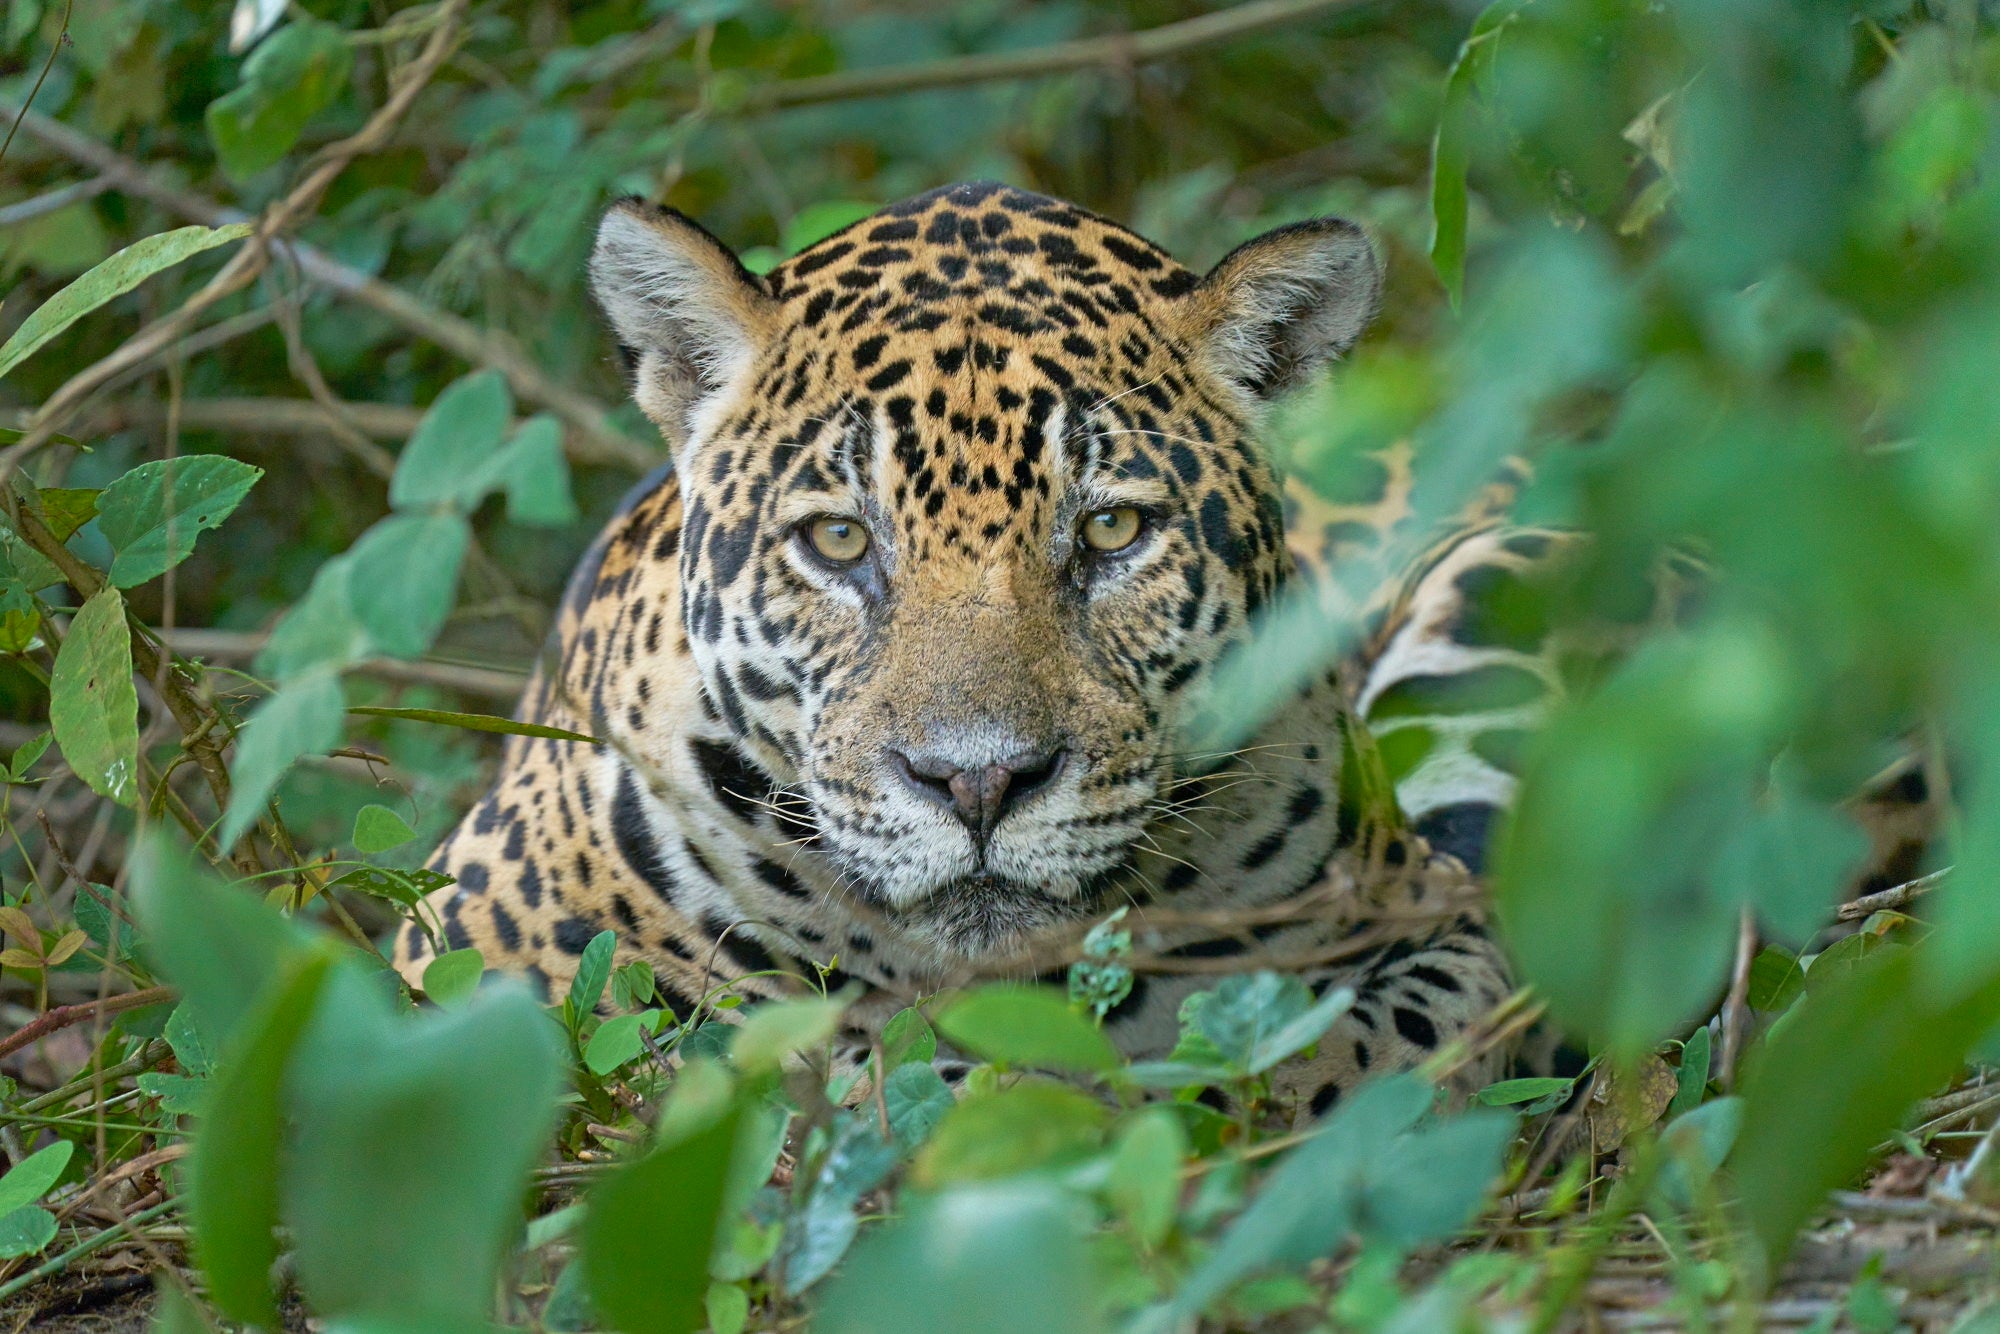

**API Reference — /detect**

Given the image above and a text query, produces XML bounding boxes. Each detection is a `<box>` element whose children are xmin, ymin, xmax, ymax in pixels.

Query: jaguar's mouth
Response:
<box><xmin>893</xmin><ymin>869</ymin><xmax>1127</xmax><ymax>959</ymax></box>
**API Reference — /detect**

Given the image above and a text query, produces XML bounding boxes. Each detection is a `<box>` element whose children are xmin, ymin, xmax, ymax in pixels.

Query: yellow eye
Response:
<box><xmin>1081</xmin><ymin>507</ymin><xmax>1144</xmax><ymax>553</ymax></box>
<box><xmin>807</xmin><ymin>516</ymin><xmax>870</xmax><ymax>563</ymax></box>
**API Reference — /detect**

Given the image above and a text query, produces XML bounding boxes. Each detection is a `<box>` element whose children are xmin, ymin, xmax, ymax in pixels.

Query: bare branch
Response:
<box><xmin>749</xmin><ymin>0</ymin><xmax>1375</xmax><ymax>110</ymax></box>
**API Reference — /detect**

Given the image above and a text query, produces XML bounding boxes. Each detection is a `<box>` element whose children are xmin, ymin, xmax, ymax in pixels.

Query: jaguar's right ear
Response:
<box><xmin>589</xmin><ymin>198</ymin><xmax>778</xmax><ymax>444</ymax></box>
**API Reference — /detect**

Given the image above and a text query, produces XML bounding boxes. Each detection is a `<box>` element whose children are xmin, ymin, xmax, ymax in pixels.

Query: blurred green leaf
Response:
<box><xmin>189</xmin><ymin>947</ymin><xmax>337</xmax><ymax>1328</ymax></box>
<box><xmin>96</xmin><ymin>455</ymin><xmax>263</xmax><ymax>588</ymax></box>
<box><xmin>388</xmin><ymin>371</ymin><xmax>514</xmax><ymax>513</ymax></box>
<box><xmin>817</xmin><ymin>1180</ymin><xmax>1102</xmax><ymax>1334</ymax></box>
<box><xmin>729</xmin><ymin>993</ymin><xmax>847</xmax><ymax>1074</ymax></box>
<box><xmin>935</xmin><ymin>985</ymin><xmax>1119</xmax><ymax>1074</ymax></box>
<box><xmin>915</xmin><ymin>1080</ymin><xmax>1107</xmax><ymax>1186</ymax></box>
<box><xmin>881</xmin><ymin>1006</ymin><xmax>936</xmax><ymax>1068</ymax></box>
<box><xmin>48</xmin><ymin>588</ymin><xmax>139</xmax><ymax>808</ymax></box>
<box><xmin>286</xmin><ymin>968</ymin><xmax>566</xmax><ymax>1325</ymax></box>
<box><xmin>344</xmin><ymin>512</ymin><xmax>471</xmax><ymax>660</ymax></box>
<box><xmin>0</xmin><ymin>225</ymin><xmax>251</xmax><ymax>381</ymax></box>
<box><xmin>421</xmin><ymin>948</ymin><xmax>485</xmax><ymax>1009</ymax></box>
<box><xmin>206</xmin><ymin>20</ymin><xmax>354</xmax><ymax>181</ymax></box>
<box><xmin>1733</xmin><ymin>941</ymin><xmax>2000</xmax><ymax>1265</ymax></box>
<box><xmin>1106</xmin><ymin>1108</ymin><xmax>1187</xmax><ymax>1250</ymax></box>
<box><xmin>583</xmin><ymin>1098</ymin><xmax>743</xmax><ymax>1334</ymax></box>
<box><xmin>1429</xmin><ymin>0</ymin><xmax>1533</xmax><ymax>307</ymax></box>
<box><xmin>218</xmin><ymin>670</ymin><xmax>346</xmax><ymax>850</ymax></box>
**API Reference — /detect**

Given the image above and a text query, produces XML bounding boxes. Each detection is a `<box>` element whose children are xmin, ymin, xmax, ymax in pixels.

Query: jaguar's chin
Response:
<box><xmin>901</xmin><ymin>874</ymin><xmax>1091</xmax><ymax>959</ymax></box>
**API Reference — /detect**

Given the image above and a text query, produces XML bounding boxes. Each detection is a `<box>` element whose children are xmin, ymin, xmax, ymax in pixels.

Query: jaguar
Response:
<box><xmin>389</xmin><ymin>181</ymin><xmax>1593</xmax><ymax>1112</ymax></box>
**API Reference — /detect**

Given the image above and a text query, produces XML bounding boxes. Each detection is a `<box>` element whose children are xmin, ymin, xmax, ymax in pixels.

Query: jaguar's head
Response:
<box><xmin>590</xmin><ymin>182</ymin><xmax>1380</xmax><ymax>955</ymax></box>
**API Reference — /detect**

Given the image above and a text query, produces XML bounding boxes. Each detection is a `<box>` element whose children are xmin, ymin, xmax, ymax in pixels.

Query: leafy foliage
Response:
<box><xmin>0</xmin><ymin>0</ymin><xmax>1998</xmax><ymax>1329</ymax></box>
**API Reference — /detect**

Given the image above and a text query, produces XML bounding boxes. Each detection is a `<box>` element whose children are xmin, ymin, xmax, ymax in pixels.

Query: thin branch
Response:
<box><xmin>3</xmin><ymin>1</ymin><xmax>474</xmax><ymax>472</ymax></box>
<box><xmin>1835</xmin><ymin>865</ymin><xmax>1949</xmax><ymax>921</ymax></box>
<box><xmin>748</xmin><ymin>0</ymin><xmax>1375</xmax><ymax>110</ymax></box>
<box><xmin>0</xmin><ymin>85</ymin><xmax>649</xmax><ymax>471</ymax></box>
<box><xmin>163</xmin><ymin>627</ymin><xmax>528</xmax><ymax>702</ymax></box>
<box><xmin>0</xmin><ymin>986</ymin><xmax>174</xmax><ymax>1063</ymax></box>
<box><xmin>0</xmin><ymin>176</ymin><xmax>111</xmax><ymax>227</ymax></box>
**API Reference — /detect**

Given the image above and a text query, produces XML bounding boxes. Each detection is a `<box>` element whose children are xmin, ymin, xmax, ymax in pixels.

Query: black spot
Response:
<box><xmin>1310</xmin><ymin>1082</ymin><xmax>1341</xmax><ymax>1117</ymax></box>
<box><xmin>611</xmin><ymin>767</ymin><xmax>681</xmax><ymax>902</ymax></box>
<box><xmin>554</xmin><ymin>916</ymin><xmax>600</xmax><ymax>956</ymax></box>
<box><xmin>1392</xmin><ymin>1006</ymin><xmax>1439</xmax><ymax>1050</ymax></box>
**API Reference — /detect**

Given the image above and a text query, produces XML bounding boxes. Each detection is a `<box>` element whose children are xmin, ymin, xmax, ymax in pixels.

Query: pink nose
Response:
<box><xmin>889</xmin><ymin>747</ymin><xmax>1067</xmax><ymax>840</ymax></box>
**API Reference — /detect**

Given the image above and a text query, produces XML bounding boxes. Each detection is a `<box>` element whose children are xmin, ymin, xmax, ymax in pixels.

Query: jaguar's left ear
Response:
<box><xmin>1176</xmin><ymin>219</ymin><xmax>1383</xmax><ymax>400</ymax></box>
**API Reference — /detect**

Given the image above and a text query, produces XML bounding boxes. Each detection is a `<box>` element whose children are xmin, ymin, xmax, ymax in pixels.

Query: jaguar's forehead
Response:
<box><xmin>760</xmin><ymin>182</ymin><xmax>1200</xmax><ymax>357</ymax></box>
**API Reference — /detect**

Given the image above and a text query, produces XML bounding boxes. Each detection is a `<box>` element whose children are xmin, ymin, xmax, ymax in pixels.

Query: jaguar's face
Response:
<box><xmin>591</xmin><ymin>183</ymin><xmax>1380</xmax><ymax>954</ymax></box>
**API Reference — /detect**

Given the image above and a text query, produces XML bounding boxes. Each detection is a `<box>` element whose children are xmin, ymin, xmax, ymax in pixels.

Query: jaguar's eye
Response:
<box><xmin>806</xmin><ymin>515</ymin><xmax>870</xmax><ymax>564</ymax></box>
<box><xmin>1080</xmin><ymin>506</ymin><xmax>1144</xmax><ymax>554</ymax></box>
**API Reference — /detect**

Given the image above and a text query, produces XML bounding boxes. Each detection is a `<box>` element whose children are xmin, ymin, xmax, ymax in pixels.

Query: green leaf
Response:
<box><xmin>1732</xmin><ymin>941</ymin><xmax>2000</xmax><ymax>1265</ymax></box>
<box><xmin>48</xmin><ymin>588</ymin><xmax>139</xmax><ymax>808</ymax></box>
<box><xmin>37</xmin><ymin>489</ymin><xmax>100</xmax><ymax>543</ymax></box>
<box><xmin>915</xmin><ymin>1080</ymin><xmax>1107</xmax><ymax>1186</ymax></box>
<box><xmin>1668</xmin><ymin>1026</ymin><xmax>1711</xmax><ymax>1119</ymax></box>
<box><xmin>583</xmin><ymin>1100</ymin><xmax>744</xmax><ymax>1334</ymax></box>
<box><xmin>218</xmin><ymin>670</ymin><xmax>346</xmax><ymax>850</ymax></box>
<box><xmin>0</xmin><ymin>1142</ymin><xmax>73</xmax><ymax>1216</ymax></box>
<box><xmin>188</xmin><ymin>947</ymin><xmax>337</xmax><ymax>1328</ymax></box>
<box><xmin>1713</xmin><ymin>781</ymin><xmax>1868</xmax><ymax>946</ymax></box>
<box><xmin>96</xmin><ymin>455</ymin><xmax>263</xmax><ymax>588</ymax></box>
<box><xmin>1429</xmin><ymin>0</ymin><xmax>1533</xmax><ymax>308</ymax></box>
<box><xmin>352</xmin><ymin>803</ymin><xmax>416</xmax><ymax>854</ymax></box>
<box><xmin>388</xmin><ymin>371</ymin><xmax>514</xmax><ymax>512</ymax></box>
<box><xmin>567</xmin><ymin>930</ymin><xmax>616</xmax><ymax>1020</ymax></box>
<box><xmin>706</xmin><ymin>1283</ymin><xmax>749</xmax><ymax>1334</ymax></box>
<box><xmin>72</xmin><ymin>883</ymin><xmax>124</xmax><ymax>960</ymax></box>
<box><xmin>1472</xmin><ymin>1076</ymin><xmax>1575</xmax><ymax>1107</ymax></box>
<box><xmin>585</xmin><ymin>1012</ymin><xmax>646</xmax><ymax>1075</ymax></box>
<box><xmin>285</xmin><ymin>969</ymin><xmax>566</xmax><ymax>1325</ymax></box>
<box><xmin>206</xmin><ymin>20</ymin><xmax>354</xmax><ymax>181</ymax></box>
<box><xmin>0</xmin><ymin>225</ymin><xmax>252</xmax><ymax>381</ymax></box>
<box><xmin>1106</xmin><ymin>1108</ymin><xmax>1187</xmax><ymax>1249</ymax></box>
<box><xmin>498</xmin><ymin>415</ymin><xmax>579</xmax><ymax>528</ymax></box>
<box><xmin>131</xmin><ymin>832</ymin><xmax>315</xmax><ymax>1051</ymax></box>
<box><xmin>1194</xmin><ymin>973</ymin><xmax>1351</xmax><ymax>1075</ymax></box>
<box><xmin>136</xmin><ymin>1071</ymin><xmax>210</xmax><ymax>1115</ymax></box>
<box><xmin>344</xmin><ymin>511</ymin><xmax>470</xmax><ymax>660</ymax></box>
<box><xmin>934</xmin><ymin>986</ymin><xmax>1119</xmax><ymax>1074</ymax></box>
<box><xmin>881</xmin><ymin>1006</ymin><xmax>936</xmax><ymax>1069</ymax></box>
<box><xmin>1162</xmin><ymin>1076</ymin><xmax>1507</xmax><ymax>1322</ymax></box>
<box><xmin>729</xmin><ymin>994</ymin><xmax>848</xmax><ymax>1074</ymax></box>
<box><xmin>817</xmin><ymin>1180</ymin><xmax>1101</xmax><ymax>1334</ymax></box>
<box><xmin>421</xmin><ymin>949</ymin><xmax>485</xmax><ymax>1009</ymax></box>
<box><xmin>882</xmin><ymin>1061</ymin><xmax>954</xmax><ymax>1151</ymax></box>
<box><xmin>0</xmin><ymin>1206</ymin><xmax>56</xmax><ymax>1260</ymax></box>
<box><xmin>347</xmin><ymin>707</ymin><xmax>601</xmax><ymax>746</ymax></box>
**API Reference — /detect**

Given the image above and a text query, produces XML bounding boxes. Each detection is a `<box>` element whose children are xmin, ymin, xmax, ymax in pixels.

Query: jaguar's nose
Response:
<box><xmin>889</xmin><ymin>746</ymin><xmax>1067</xmax><ymax>840</ymax></box>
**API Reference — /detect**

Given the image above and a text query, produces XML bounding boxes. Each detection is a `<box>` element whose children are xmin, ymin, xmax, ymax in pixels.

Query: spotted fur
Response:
<box><xmin>393</xmin><ymin>183</ymin><xmax>1555</xmax><ymax>1114</ymax></box>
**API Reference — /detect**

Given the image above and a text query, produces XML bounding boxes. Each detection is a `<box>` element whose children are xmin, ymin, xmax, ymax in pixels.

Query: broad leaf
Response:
<box><xmin>48</xmin><ymin>588</ymin><xmax>139</xmax><ymax>807</ymax></box>
<box><xmin>0</xmin><ymin>1142</ymin><xmax>73</xmax><ymax>1217</ymax></box>
<box><xmin>96</xmin><ymin>455</ymin><xmax>263</xmax><ymax>588</ymax></box>
<box><xmin>0</xmin><ymin>225</ymin><xmax>251</xmax><ymax>381</ymax></box>
<box><xmin>352</xmin><ymin>804</ymin><xmax>416</xmax><ymax>854</ymax></box>
<box><xmin>935</xmin><ymin>986</ymin><xmax>1119</xmax><ymax>1074</ymax></box>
